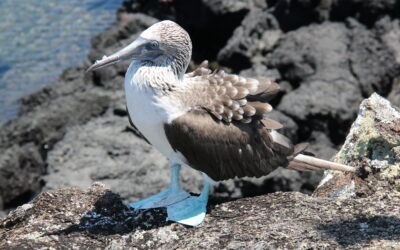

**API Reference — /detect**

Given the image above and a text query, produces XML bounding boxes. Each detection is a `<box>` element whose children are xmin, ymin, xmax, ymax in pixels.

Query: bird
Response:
<box><xmin>87</xmin><ymin>20</ymin><xmax>355</xmax><ymax>226</ymax></box>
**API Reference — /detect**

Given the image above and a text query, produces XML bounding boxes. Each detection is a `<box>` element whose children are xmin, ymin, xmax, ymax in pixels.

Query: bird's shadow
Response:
<box><xmin>318</xmin><ymin>215</ymin><xmax>400</xmax><ymax>247</ymax></box>
<box><xmin>46</xmin><ymin>191</ymin><xmax>171</xmax><ymax>236</ymax></box>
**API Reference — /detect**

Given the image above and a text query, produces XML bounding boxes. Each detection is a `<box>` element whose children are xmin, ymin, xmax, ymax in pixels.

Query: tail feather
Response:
<box><xmin>288</xmin><ymin>161</ymin><xmax>321</xmax><ymax>171</ymax></box>
<box><xmin>289</xmin><ymin>154</ymin><xmax>355</xmax><ymax>172</ymax></box>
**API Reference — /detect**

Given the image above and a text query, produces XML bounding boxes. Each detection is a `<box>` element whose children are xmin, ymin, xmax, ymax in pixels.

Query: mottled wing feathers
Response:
<box><xmin>164</xmin><ymin>109</ymin><xmax>293</xmax><ymax>181</ymax></box>
<box><xmin>165</xmin><ymin>61</ymin><xmax>303</xmax><ymax>180</ymax></box>
<box><xmin>183</xmin><ymin>61</ymin><xmax>280</xmax><ymax>124</ymax></box>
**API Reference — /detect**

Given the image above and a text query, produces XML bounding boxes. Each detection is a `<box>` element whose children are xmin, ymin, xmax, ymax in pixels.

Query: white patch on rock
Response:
<box><xmin>316</xmin><ymin>172</ymin><xmax>334</xmax><ymax>189</ymax></box>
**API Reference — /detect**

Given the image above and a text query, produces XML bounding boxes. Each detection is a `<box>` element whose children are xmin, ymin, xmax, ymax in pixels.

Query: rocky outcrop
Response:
<box><xmin>1</xmin><ymin>182</ymin><xmax>399</xmax><ymax>249</ymax></box>
<box><xmin>218</xmin><ymin>9</ymin><xmax>281</xmax><ymax>70</ymax></box>
<box><xmin>270</xmin><ymin>20</ymin><xmax>398</xmax><ymax>142</ymax></box>
<box><xmin>314</xmin><ymin>93</ymin><xmax>400</xmax><ymax>198</ymax></box>
<box><xmin>0</xmin><ymin>66</ymin><xmax>112</xmax><ymax>211</ymax></box>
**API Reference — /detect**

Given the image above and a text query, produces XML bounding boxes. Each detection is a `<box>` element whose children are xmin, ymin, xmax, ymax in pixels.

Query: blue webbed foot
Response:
<box><xmin>130</xmin><ymin>187</ymin><xmax>190</xmax><ymax>209</ymax></box>
<box><xmin>166</xmin><ymin>176</ymin><xmax>210</xmax><ymax>226</ymax></box>
<box><xmin>130</xmin><ymin>164</ymin><xmax>190</xmax><ymax>209</ymax></box>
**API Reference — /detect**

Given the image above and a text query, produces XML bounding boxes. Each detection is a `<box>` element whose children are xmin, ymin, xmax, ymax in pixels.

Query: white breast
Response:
<box><xmin>124</xmin><ymin>62</ymin><xmax>187</xmax><ymax>160</ymax></box>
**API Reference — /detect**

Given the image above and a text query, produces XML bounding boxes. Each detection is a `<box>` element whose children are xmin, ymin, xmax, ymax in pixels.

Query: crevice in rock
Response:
<box><xmin>3</xmin><ymin>191</ymin><xmax>36</xmax><ymax>211</ymax></box>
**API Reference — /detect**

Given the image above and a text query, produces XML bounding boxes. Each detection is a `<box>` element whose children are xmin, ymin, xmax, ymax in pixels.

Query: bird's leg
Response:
<box><xmin>130</xmin><ymin>164</ymin><xmax>190</xmax><ymax>209</ymax></box>
<box><xmin>166</xmin><ymin>173</ymin><xmax>211</xmax><ymax>226</ymax></box>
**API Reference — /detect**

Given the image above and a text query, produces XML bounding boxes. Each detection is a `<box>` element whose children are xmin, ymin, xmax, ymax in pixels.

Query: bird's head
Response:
<box><xmin>87</xmin><ymin>20</ymin><xmax>192</xmax><ymax>78</ymax></box>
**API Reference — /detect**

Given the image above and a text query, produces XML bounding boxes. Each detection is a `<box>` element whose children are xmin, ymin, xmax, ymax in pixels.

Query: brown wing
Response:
<box><xmin>165</xmin><ymin>62</ymin><xmax>302</xmax><ymax>180</ymax></box>
<box><xmin>181</xmin><ymin>61</ymin><xmax>280</xmax><ymax>124</ymax></box>
<box><xmin>164</xmin><ymin>109</ymin><xmax>295</xmax><ymax>181</ymax></box>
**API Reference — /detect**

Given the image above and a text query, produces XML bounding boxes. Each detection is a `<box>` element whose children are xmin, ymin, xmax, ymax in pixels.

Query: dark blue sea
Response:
<box><xmin>0</xmin><ymin>0</ymin><xmax>123</xmax><ymax>124</ymax></box>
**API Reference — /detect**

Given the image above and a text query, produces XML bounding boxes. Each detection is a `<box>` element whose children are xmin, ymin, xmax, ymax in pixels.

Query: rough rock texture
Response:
<box><xmin>217</xmin><ymin>9</ymin><xmax>281</xmax><ymax>70</ymax></box>
<box><xmin>269</xmin><ymin>20</ymin><xmax>399</xmax><ymax>143</ymax></box>
<box><xmin>0</xmin><ymin>67</ymin><xmax>112</xmax><ymax>210</ymax></box>
<box><xmin>388</xmin><ymin>76</ymin><xmax>400</xmax><ymax>108</ymax></box>
<box><xmin>348</xmin><ymin>19</ymin><xmax>398</xmax><ymax>96</ymax></box>
<box><xmin>270</xmin><ymin>0</ymin><xmax>400</xmax><ymax>31</ymax></box>
<box><xmin>376</xmin><ymin>17</ymin><xmax>400</xmax><ymax>64</ymax></box>
<box><xmin>1</xmin><ymin>182</ymin><xmax>399</xmax><ymax>249</ymax></box>
<box><xmin>314</xmin><ymin>93</ymin><xmax>400</xmax><ymax>198</ymax></box>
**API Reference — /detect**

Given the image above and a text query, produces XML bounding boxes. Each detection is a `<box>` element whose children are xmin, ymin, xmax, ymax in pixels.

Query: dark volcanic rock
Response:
<box><xmin>1</xmin><ymin>183</ymin><xmax>399</xmax><ymax>249</ymax></box>
<box><xmin>268</xmin><ymin>22</ymin><xmax>355</xmax><ymax>86</ymax></box>
<box><xmin>375</xmin><ymin>17</ymin><xmax>400</xmax><ymax>64</ymax></box>
<box><xmin>0</xmin><ymin>143</ymin><xmax>44</xmax><ymax>208</ymax></box>
<box><xmin>174</xmin><ymin>0</ymin><xmax>251</xmax><ymax>62</ymax></box>
<box><xmin>269</xmin><ymin>20</ymin><xmax>399</xmax><ymax>143</ymax></box>
<box><xmin>240</xmin><ymin>63</ymin><xmax>281</xmax><ymax>82</ymax></box>
<box><xmin>306</xmin><ymin>131</ymin><xmax>338</xmax><ymax>160</ymax></box>
<box><xmin>348</xmin><ymin>19</ymin><xmax>399</xmax><ymax>96</ymax></box>
<box><xmin>0</xmin><ymin>74</ymin><xmax>111</xmax><ymax>210</ymax></box>
<box><xmin>268</xmin><ymin>0</ymin><xmax>400</xmax><ymax>31</ymax></box>
<box><xmin>218</xmin><ymin>9</ymin><xmax>281</xmax><ymax>70</ymax></box>
<box><xmin>388</xmin><ymin>76</ymin><xmax>400</xmax><ymax>108</ymax></box>
<box><xmin>330</xmin><ymin>0</ymin><xmax>400</xmax><ymax>26</ymax></box>
<box><xmin>270</xmin><ymin>0</ymin><xmax>332</xmax><ymax>31</ymax></box>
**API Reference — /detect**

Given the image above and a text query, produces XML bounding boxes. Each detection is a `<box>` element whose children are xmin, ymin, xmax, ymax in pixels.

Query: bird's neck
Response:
<box><xmin>127</xmin><ymin>61</ymin><xmax>182</xmax><ymax>93</ymax></box>
<box><xmin>168</xmin><ymin>53</ymin><xmax>189</xmax><ymax>80</ymax></box>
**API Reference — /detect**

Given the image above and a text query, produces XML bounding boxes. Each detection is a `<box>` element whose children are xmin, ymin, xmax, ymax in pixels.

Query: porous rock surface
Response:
<box><xmin>1</xmin><ymin>183</ymin><xmax>399</xmax><ymax>249</ymax></box>
<box><xmin>314</xmin><ymin>93</ymin><xmax>400</xmax><ymax>198</ymax></box>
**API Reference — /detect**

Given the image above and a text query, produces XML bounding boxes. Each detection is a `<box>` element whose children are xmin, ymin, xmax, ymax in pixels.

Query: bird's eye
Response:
<box><xmin>148</xmin><ymin>40</ymin><xmax>159</xmax><ymax>49</ymax></box>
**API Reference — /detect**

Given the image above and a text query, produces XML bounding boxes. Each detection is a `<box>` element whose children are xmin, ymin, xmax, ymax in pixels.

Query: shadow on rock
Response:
<box><xmin>47</xmin><ymin>190</ymin><xmax>170</xmax><ymax>236</ymax></box>
<box><xmin>319</xmin><ymin>216</ymin><xmax>400</xmax><ymax>247</ymax></box>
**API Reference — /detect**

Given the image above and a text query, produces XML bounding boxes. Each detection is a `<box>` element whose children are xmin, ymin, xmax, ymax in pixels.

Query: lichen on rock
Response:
<box><xmin>315</xmin><ymin>93</ymin><xmax>400</xmax><ymax>198</ymax></box>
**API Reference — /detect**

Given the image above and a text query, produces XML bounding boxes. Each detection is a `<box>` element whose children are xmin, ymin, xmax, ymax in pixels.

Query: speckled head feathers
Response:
<box><xmin>139</xmin><ymin>20</ymin><xmax>193</xmax><ymax>78</ymax></box>
<box><xmin>141</xmin><ymin>21</ymin><xmax>192</xmax><ymax>49</ymax></box>
<box><xmin>87</xmin><ymin>20</ymin><xmax>193</xmax><ymax>78</ymax></box>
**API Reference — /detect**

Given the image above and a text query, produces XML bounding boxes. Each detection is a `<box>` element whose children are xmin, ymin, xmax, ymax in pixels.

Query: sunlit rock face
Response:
<box><xmin>314</xmin><ymin>93</ymin><xmax>400</xmax><ymax>198</ymax></box>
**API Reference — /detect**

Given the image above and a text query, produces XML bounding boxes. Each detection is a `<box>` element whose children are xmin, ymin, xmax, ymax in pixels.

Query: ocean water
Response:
<box><xmin>0</xmin><ymin>0</ymin><xmax>123</xmax><ymax>124</ymax></box>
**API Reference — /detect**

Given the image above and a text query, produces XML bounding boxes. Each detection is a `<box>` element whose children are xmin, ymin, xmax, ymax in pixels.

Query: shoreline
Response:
<box><xmin>0</xmin><ymin>0</ymin><xmax>124</xmax><ymax>125</ymax></box>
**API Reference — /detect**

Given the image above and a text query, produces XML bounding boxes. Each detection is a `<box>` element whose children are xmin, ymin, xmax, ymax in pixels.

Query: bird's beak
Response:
<box><xmin>86</xmin><ymin>38</ymin><xmax>145</xmax><ymax>72</ymax></box>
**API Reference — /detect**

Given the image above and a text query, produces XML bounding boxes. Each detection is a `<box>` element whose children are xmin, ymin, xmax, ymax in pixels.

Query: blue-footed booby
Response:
<box><xmin>87</xmin><ymin>20</ymin><xmax>355</xmax><ymax>226</ymax></box>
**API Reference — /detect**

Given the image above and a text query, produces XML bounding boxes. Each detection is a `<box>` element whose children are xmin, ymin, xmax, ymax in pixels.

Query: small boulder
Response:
<box><xmin>314</xmin><ymin>93</ymin><xmax>400</xmax><ymax>198</ymax></box>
